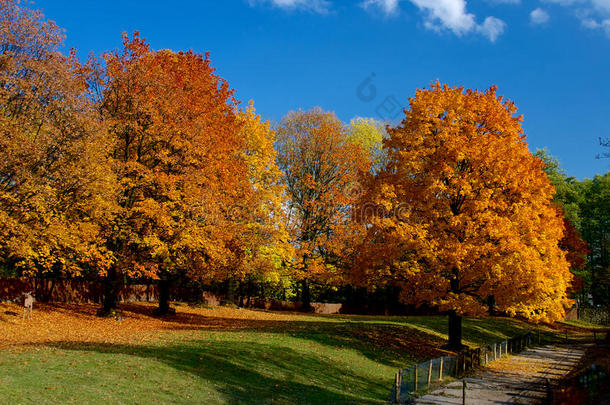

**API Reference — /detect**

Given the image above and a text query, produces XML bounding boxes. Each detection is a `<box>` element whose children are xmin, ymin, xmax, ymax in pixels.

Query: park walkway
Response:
<box><xmin>414</xmin><ymin>344</ymin><xmax>587</xmax><ymax>404</ymax></box>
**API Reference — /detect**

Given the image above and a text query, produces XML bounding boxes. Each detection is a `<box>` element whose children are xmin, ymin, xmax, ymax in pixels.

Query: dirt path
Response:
<box><xmin>414</xmin><ymin>344</ymin><xmax>588</xmax><ymax>404</ymax></box>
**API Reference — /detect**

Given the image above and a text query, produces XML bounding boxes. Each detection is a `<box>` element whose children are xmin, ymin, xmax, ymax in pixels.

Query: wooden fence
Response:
<box><xmin>392</xmin><ymin>332</ymin><xmax>533</xmax><ymax>403</ymax></box>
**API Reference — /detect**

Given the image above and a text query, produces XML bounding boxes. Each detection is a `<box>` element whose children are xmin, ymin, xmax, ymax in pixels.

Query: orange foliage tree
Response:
<box><xmin>100</xmin><ymin>33</ymin><xmax>252</xmax><ymax>314</ymax></box>
<box><xmin>558</xmin><ymin>214</ymin><xmax>589</xmax><ymax>294</ymax></box>
<box><xmin>0</xmin><ymin>0</ymin><xmax>115</xmax><ymax>278</ymax></box>
<box><xmin>353</xmin><ymin>83</ymin><xmax>572</xmax><ymax>349</ymax></box>
<box><xmin>276</xmin><ymin>108</ymin><xmax>369</xmax><ymax>310</ymax></box>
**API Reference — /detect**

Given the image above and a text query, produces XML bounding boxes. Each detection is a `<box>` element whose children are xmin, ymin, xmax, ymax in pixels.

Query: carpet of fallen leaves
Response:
<box><xmin>0</xmin><ymin>301</ymin><xmax>452</xmax><ymax>362</ymax></box>
<box><xmin>485</xmin><ymin>353</ymin><xmax>552</xmax><ymax>375</ymax></box>
<box><xmin>0</xmin><ymin>301</ymin><xmax>329</xmax><ymax>349</ymax></box>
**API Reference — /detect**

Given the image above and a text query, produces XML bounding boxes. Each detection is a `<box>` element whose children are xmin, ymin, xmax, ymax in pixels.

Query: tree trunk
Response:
<box><xmin>448</xmin><ymin>310</ymin><xmax>464</xmax><ymax>350</ymax></box>
<box><xmin>226</xmin><ymin>278</ymin><xmax>237</xmax><ymax>305</ymax></box>
<box><xmin>155</xmin><ymin>277</ymin><xmax>175</xmax><ymax>315</ymax></box>
<box><xmin>300</xmin><ymin>279</ymin><xmax>313</xmax><ymax>312</ymax></box>
<box><xmin>98</xmin><ymin>266</ymin><xmax>120</xmax><ymax>316</ymax></box>
<box><xmin>487</xmin><ymin>295</ymin><xmax>496</xmax><ymax>316</ymax></box>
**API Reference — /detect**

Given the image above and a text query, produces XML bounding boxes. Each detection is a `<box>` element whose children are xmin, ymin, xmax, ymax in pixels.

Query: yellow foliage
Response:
<box><xmin>353</xmin><ymin>82</ymin><xmax>573</xmax><ymax>323</ymax></box>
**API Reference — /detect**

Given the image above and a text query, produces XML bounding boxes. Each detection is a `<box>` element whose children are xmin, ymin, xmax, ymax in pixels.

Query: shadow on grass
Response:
<box><xmin>45</xmin><ymin>340</ymin><xmax>389</xmax><ymax>404</ymax></box>
<box><xmin>22</xmin><ymin>303</ymin><xmax>537</xmax><ymax>368</ymax></box>
<box><xmin>118</xmin><ymin>303</ymin><xmax>451</xmax><ymax>366</ymax></box>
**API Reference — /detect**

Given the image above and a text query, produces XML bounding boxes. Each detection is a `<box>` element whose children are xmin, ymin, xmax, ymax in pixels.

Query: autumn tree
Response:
<box><xmin>558</xmin><ymin>214</ymin><xmax>589</xmax><ymax>295</ymax></box>
<box><xmin>0</xmin><ymin>0</ymin><xmax>115</xmax><ymax>279</ymax></box>
<box><xmin>100</xmin><ymin>33</ymin><xmax>251</xmax><ymax>315</ymax></box>
<box><xmin>347</xmin><ymin>117</ymin><xmax>387</xmax><ymax>173</ymax></box>
<box><xmin>221</xmin><ymin>104</ymin><xmax>293</xmax><ymax>303</ymax></box>
<box><xmin>276</xmin><ymin>108</ymin><xmax>370</xmax><ymax>311</ymax></box>
<box><xmin>353</xmin><ymin>83</ymin><xmax>573</xmax><ymax>349</ymax></box>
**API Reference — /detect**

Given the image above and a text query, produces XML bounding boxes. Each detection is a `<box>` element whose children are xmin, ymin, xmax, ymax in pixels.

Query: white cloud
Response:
<box><xmin>360</xmin><ymin>0</ymin><xmax>506</xmax><ymax>41</ymax></box>
<box><xmin>477</xmin><ymin>16</ymin><xmax>506</xmax><ymax>41</ymax></box>
<box><xmin>543</xmin><ymin>0</ymin><xmax>610</xmax><ymax>36</ymax></box>
<box><xmin>408</xmin><ymin>0</ymin><xmax>506</xmax><ymax>41</ymax></box>
<box><xmin>410</xmin><ymin>0</ymin><xmax>476</xmax><ymax>34</ymax></box>
<box><xmin>592</xmin><ymin>0</ymin><xmax>610</xmax><ymax>14</ymax></box>
<box><xmin>581</xmin><ymin>16</ymin><xmax>610</xmax><ymax>35</ymax></box>
<box><xmin>361</xmin><ymin>0</ymin><xmax>400</xmax><ymax>15</ymax></box>
<box><xmin>248</xmin><ymin>0</ymin><xmax>331</xmax><ymax>13</ymax></box>
<box><xmin>530</xmin><ymin>8</ymin><xmax>550</xmax><ymax>24</ymax></box>
<box><xmin>255</xmin><ymin>0</ymin><xmax>507</xmax><ymax>41</ymax></box>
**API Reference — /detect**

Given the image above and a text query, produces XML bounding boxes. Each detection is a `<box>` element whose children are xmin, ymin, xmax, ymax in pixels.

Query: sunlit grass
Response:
<box><xmin>0</xmin><ymin>302</ymin><xmax>600</xmax><ymax>404</ymax></box>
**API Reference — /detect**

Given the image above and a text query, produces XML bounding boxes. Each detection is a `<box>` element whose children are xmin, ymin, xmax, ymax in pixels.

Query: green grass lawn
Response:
<box><xmin>0</xmin><ymin>306</ymin><xmax>593</xmax><ymax>405</ymax></box>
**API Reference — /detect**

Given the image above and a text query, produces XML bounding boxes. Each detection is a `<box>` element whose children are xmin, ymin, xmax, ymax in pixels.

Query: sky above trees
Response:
<box><xmin>34</xmin><ymin>0</ymin><xmax>610</xmax><ymax>179</ymax></box>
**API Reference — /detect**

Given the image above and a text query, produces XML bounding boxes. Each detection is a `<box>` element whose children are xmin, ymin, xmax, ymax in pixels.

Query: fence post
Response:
<box><xmin>462</xmin><ymin>353</ymin><xmax>466</xmax><ymax>375</ymax></box>
<box><xmin>414</xmin><ymin>364</ymin><xmax>418</xmax><ymax>392</ymax></box>
<box><xmin>485</xmin><ymin>349</ymin><xmax>488</xmax><ymax>365</ymax></box>
<box><xmin>455</xmin><ymin>354</ymin><xmax>459</xmax><ymax>376</ymax></box>
<box><xmin>462</xmin><ymin>380</ymin><xmax>467</xmax><ymax>405</ymax></box>
<box><xmin>394</xmin><ymin>372</ymin><xmax>400</xmax><ymax>404</ymax></box>
<box><xmin>427</xmin><ymin>360</ymin><xmax>433</xmax><ymax>387</ymax></box>
<box><xmin>439</xmin><ymin>357</ymin><xmax>444</xmax><ymax>380</ymax></box>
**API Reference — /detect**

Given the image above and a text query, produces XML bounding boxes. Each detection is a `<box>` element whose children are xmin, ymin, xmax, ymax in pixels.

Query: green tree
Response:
<box><xmin>580</xmin><ymin>173</ymin><xmax>610</xmax><ymax>306</ymax></box>
<box><xmin>535</xmin><ymin>148</ymin><xmax>582</xmax><ymax>226</ymax></box>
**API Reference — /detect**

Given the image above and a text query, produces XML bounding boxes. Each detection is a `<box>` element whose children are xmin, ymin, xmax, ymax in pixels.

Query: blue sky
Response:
<box><xmin>35</xmin><ymin>0</ymin><xmax>609</xmax><ymax>179</ymax></box>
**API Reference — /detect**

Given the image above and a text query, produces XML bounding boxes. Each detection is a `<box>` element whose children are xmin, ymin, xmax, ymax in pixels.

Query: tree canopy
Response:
<box><xmin>0</xmin><ymin>0</ymin><xmax>115</xmax><ymax>278</ymax></box>
<box><xmin>0</xmin><ymin>0</ymin><xmax>602</xmax><ymax>342</ymax></box>
<box><xmin>352</xmin><ymin>82</ymin><xmax>573</xmax><ymax>348</ymax></box>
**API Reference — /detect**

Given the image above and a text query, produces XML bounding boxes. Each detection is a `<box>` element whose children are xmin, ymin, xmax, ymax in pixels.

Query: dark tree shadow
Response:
<box><xmin>44</xmin><ymin>340</ymin><xmax>390</xmax><ymax>404</ymax></box>
<box><xmin>16</xmin><ymin>302</ymin><xmax>536</xmax><ymax>370</ymax></box>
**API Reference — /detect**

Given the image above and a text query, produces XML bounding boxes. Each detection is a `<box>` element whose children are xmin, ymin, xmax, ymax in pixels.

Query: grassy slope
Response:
<box><xmin>0</xmin><ymin>304</ymin><xmax>596</xmax><ymax>405</ymax></box>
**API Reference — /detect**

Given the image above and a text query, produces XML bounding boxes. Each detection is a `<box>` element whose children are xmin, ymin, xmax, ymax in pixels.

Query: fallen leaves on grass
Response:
<box><xmin>0</xmin><ymin>302</ymin><xmax>314</xmax><ymax>348</ymax></box>
<box><xmin>0</xmin><ymin>301</ymin><xmax>445</xmax><ymax>362</ymax></box>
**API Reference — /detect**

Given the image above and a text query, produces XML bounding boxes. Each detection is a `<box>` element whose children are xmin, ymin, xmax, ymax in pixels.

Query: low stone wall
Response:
<box><xmin>312</xmin><ymin>302</ymin><xmax>343</xmax><ymax>314</ymax></box>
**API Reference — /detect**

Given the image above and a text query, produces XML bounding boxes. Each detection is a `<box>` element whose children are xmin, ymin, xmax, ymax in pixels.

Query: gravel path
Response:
<box><xmin>414</xmin><ymin>344</ymin><xmax>587</xmax><ymax>404</ymax></box>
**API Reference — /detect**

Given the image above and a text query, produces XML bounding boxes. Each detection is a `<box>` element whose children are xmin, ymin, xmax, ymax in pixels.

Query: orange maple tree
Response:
<box><xmin>0</xmin><ymin>0</ymin><xmax>115</xmax><ymax>278</ymax></box>
<box><xmin>276</xmin><ymin>108</ymin><xmax>370</xmax><ymax>310</ymax></box>
<box><xmin>100</xmin><ymin>33</ymin><xmax>252</xmax><ymax>314</ymax></box>
<box><xmin>353</xmin><ymin>82</ymin><xmax>573</xmax><ymax>349</ymax></box>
